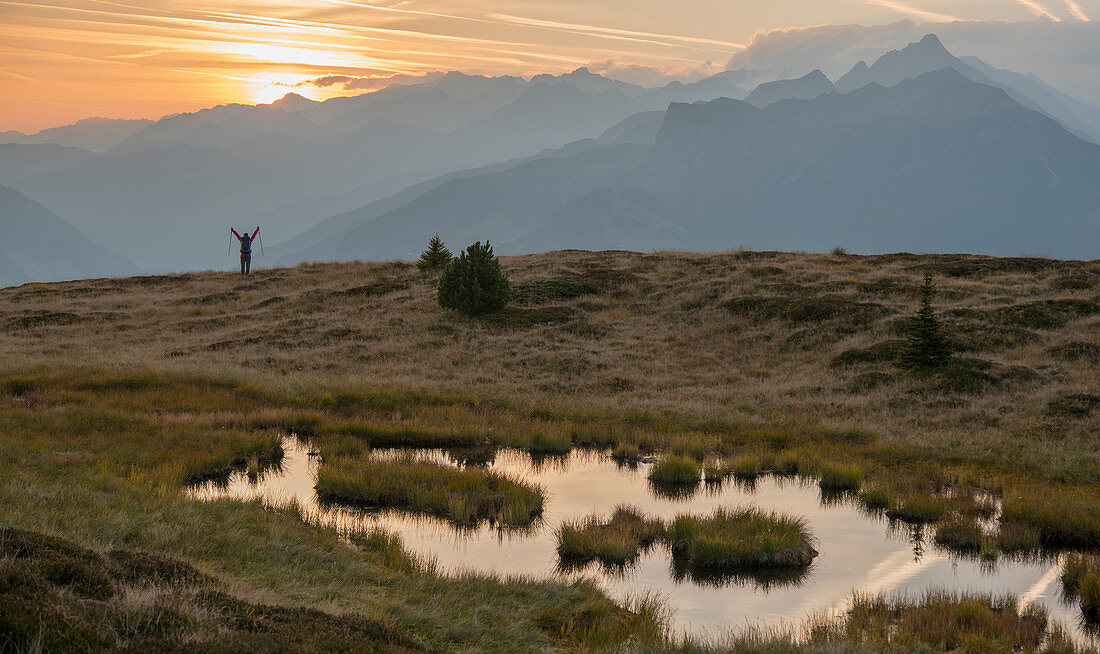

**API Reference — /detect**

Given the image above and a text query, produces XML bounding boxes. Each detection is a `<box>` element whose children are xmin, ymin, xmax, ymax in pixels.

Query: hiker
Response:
<box><xmin>232</xmin><ymin>227</ymin><xmax>260</xmax><ymax>276</ymax></box>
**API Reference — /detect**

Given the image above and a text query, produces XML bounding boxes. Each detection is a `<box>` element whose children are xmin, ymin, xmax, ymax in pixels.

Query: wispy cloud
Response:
<box><xmin>484</xmin><ymin>13</ymin><xmax>746</xmax><ymax>52</ymax></box>
<box><xmin>855</xmin><ymin>0</ymin><xmax>963</xmax><ymax>22</ymax></box>
<box><xmin>1063</xmin><ymin>0</ymin><xmax>1091</xmax><ymax>21</ymax></box>
<box><xmin>1017</xmin><ymin>0</ymin><xmax>1064</xmax><ymax>21</ymax></box>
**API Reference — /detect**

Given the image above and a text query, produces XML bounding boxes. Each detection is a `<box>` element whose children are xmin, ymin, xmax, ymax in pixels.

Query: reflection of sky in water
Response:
<box><xmin>189</xmin><ymin>438</ymin><xmax>1096</xmax><ymax>644</ymax></box>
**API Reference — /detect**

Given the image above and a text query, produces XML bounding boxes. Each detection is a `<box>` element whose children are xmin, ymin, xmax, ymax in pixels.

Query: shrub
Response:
<box><xmin>511</xmin><ymin>279</ymin><xmax>598</xmax><ymax>305</ymax></box>
<box><xmin>438</xmin><ymin>241</ymin><xmax>510</xmax><ymax>316</ymax></box>
<box><xmin>666</xmin><ymin>508</ymin><xmax>816</xmax><ymax>569</ymax></box>
<box><xmin>897</xmin><ymin>273</ymin><xmax>953</xmax><ymax>371</ymax></box>
<box><xmin>416</xmin><ymin>233</ymin><xmax>452</xmax><ymax>272</ymax></box>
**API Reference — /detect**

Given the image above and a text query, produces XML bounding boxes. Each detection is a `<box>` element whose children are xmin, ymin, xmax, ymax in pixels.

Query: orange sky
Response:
<box><xmin>1</xmin><ymin>0</ymin><xmax>1094</xmax><ymax>132</ymax></box>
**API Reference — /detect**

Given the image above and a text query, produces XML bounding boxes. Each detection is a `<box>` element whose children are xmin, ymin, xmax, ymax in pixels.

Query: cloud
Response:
<box><xmin>298</xmin><ymin>71</ymin><xmax>445</xmax><ymax>91</ymax></box>
<box><xmin>584</xmin><ymin>59</ymin><xmax>725</xmax><ymax>86</ymax></box>
<box><xmin>1064</xmin><ymin>0</ymin><xmax>1092</xmax><ymax>21</ymax></box>
<box><xmin>1017</xmin><ymin>0</ymin><xmax>1063</xmax><ymax>21</ymax></box>
<box><xmin>725</xmin><ymin>20</ymin><xmax>1100</xmax><ymax>105</ymax></box>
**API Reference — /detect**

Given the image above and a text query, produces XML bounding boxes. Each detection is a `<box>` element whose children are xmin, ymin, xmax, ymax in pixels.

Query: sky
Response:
<box><xmin>1</xmin><ymin>0</ymin><xmax>1098</xmax><ymax>132</ymax></box>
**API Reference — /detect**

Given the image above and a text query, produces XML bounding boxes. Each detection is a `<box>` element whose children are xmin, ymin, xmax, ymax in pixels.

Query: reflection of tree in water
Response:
<box><xmin>909</xmin><ymin>523</ymin><xmax>926</xmax><ymax>561</ymax></box>
<box><xmin>669</xmin><ymin>557</ymin><xmax>813</xmax><ymax>591</ymax></box>
<box><xmin>648</xmin><ymin>480</ymin><xmax>701</xmax><ymax>502</ymax></box>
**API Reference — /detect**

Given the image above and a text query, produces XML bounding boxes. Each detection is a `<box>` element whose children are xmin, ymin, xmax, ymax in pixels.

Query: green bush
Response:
<box><xmin>416</xmin><ymin>233</ymin><xmax>452</xmax><ymax>272</ymax></box>
<box><xmin>438</xmin><ymin>241</ymin><xmax>510</xmax><ymax>316</ymax></box>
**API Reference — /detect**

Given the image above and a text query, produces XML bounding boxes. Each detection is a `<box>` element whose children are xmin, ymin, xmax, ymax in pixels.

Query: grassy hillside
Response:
<box><xmin>2</xmin><ymin>249</ymin><xmax>1098</xmax><ymax>652</ymax></box>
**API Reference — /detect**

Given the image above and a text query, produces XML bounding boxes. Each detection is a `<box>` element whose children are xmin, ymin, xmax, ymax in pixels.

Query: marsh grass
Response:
<box><xmin>731</xmin><ymin>456</ymin><xmax>763</xmax><ymax>480</ymax></box>
<box><xmin>817</xmin><ymin>463</ymin><xmax>862</xmax><ymax>491</ymax></box>
<box><xmin>838</xmin><ymin>589</ymin><xmax>1051</xmax><ymax>652</ymax></box>
<box><xmin>666</xmin><ymin>508</ymin><xmax>817</xmax><ymax>569</ymax></box>
<box><xmin>315</xmin><ymin>456</ymin><xmax>543</xmax><ymax>527</ymax></box>
<box><xmin>648</xmin><ymin>455</ymin><xmax>701</xmax><ymax>485</ymax></box>
<box><xmin>1000</xmin><ymin>488</ymin><xmax>1100</xmax><ymax>548</ymax></box>
<box><xmin>1062</xmin><ymin>553</ymin><xmax>1100</xmax><ymax>620</ymax></box>
<box><xmin>884</xmin><ymin>493</ymin><xmax>951</xmax><ymax>524</ymax></box>
<box><xmin>556</xmin><ymin>506</ymin><xmax>665</xmax><ymax>567</ymax></box>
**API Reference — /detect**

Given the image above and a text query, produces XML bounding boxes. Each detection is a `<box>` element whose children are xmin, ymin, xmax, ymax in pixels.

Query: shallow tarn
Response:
<box><xmin>189</xmin><ymin>437</ymin><xmax>1097</xmax><ymax>645</ymax></box>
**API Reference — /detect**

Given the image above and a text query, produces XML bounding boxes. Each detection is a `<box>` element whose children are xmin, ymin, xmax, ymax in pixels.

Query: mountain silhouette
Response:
<box><xmin>280</xmin><ymin>69</ymin><xmax>1100</xmax><ymax>261</ymax></box>
<box><xmin>8</xmin><ymin>69</ymin><xmax>754</xmax><ymax>272</ymax></box>
<box><xmin>0</xmin><ymin>185</ymin><xmax>139</xmax><ymax>287</ymax></box>
<box><xmin>746</xmin><ymin>70</ymin><xmax>835</xmax><ymax>108</ymax></box>
<box><xmin>835</xmin><ymin>33</ymin><xmax>1100</xmax><ymax>144</ymax></box>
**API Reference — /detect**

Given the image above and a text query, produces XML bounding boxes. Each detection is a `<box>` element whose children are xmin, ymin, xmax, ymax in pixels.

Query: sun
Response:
<box><xmin>246</xmin><ymin>73</ymin><xmax>315</xmax><ymax>105</ymax></box>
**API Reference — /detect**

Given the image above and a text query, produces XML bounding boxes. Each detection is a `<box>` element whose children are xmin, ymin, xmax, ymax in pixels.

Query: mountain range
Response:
<box><xmin>4</xmin><ymin>33</ymin><xmax>1100</xmax><ymax>282</ymax></box>
<box><xmin>275</xmin><ymin>66</ymin><xmax>1100</xmax><ymax>262</ymax></box>
<box><xmin>2</xmin><ymin>69</ymin><xmax>751</xmax><ymax>272</ymax></box>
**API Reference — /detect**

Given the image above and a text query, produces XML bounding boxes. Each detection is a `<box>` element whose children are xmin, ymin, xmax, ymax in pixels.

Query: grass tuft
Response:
<box><xmin>647</xmin><ymin>455</ymin><xmax>700</xmax><ymax>485</ymax></box>
<box><xmin>666</xmin><ymin>508</ymin><xmax>816</xmax><ymax>569</ymax></box>
<box><xmin>556</xmin><ymin>506</ymin><xmax>665</xmax><ymax>567</ymax></box>
<box><xmin>315</xmin><ymin>456</ymin><xmax>543</xmax><ymax>527</ymax></box>
<box><xmin>817</xmin><ymin>463</ymin><xmax>862</xmax><ymax>491</ymax></box>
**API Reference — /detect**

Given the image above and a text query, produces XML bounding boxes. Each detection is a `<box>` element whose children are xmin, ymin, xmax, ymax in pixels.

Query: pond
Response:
<box><xmin>189</xmin><ymin>437</ymin><xmax>1097</xmax><ymax>644</ymax></box>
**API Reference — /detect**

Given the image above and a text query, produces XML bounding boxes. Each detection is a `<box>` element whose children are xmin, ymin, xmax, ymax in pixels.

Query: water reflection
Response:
<box><xmin>188</xmin><ymin>437</ymin><xmax>1096</xmax><ymax>644</ymax></box>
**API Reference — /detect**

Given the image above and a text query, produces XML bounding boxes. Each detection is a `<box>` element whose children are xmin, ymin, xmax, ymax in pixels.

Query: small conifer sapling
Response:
<box><xmin>898</xmin><ymin>273</ymin><xmax>954</xmax><ymax>371</ymax></box>
<box><xmin>417</xmin><ymin>234</ymin><xmax>453</xmax><ymax>272</ymax></box>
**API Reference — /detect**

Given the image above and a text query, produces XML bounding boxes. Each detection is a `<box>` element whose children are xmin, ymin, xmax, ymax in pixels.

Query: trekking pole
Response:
<box><xmin>228</xmin><ymin>229</ymin><xmax>232</xmax><ymax>256</ymax></box>
<box><xmin>258</xmin><ymin>230</ymin><xmax>265</xmax><ymax>256</ymax></box>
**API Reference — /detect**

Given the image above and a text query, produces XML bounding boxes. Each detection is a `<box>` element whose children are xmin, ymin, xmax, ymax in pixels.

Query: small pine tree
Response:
<box><xmin>417</xmin><ymin>234</ymin><xmax>452</xmax><ymax>272</ymax></box>
<box><xmin>438</xmin><ymin>241</ymin><xmax>510</xmax><ymax>316</ymax></box>
<box><xmin>898</xmin><ymin>273</ymin><xmax>954</xmax><ymax>371</ymax></box>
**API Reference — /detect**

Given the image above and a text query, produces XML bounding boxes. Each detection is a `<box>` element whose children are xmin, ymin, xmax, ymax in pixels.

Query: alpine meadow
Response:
<box><xmin>2</xmin><ymin>4</ymin><xmax>1100</xmax><ymax>653</ymax></box>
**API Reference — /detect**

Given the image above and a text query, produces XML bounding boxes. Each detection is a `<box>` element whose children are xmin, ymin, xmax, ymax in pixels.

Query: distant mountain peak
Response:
<box><xmin>270</xmin><ymin>93</ymin><xmax>316</xmax><ymax>110</ymax></box>
<box><xmin>745</xmin><ymin>69</ymin><xmax>835</xmax><ymax>108</ymax></box>
<box><xmin>919</xmin><ymin>33</ymin><xmax>945</xmax><ymax>48</ymax></box>
<box><xmin>836</xmin><ymin>32</ymin><xmax>962</xmax><ymax>93</ymax></box>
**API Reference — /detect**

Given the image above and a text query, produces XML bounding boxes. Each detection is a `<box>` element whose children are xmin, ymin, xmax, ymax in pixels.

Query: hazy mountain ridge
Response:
<box><xmin>280</xmin><ymin>68</ymin><xmax>1100</xmax><ymax>261</ymax></box>
<box><xmin>834</xmin><ymin>34</ymin><xmax>1100</xmax><ymax>144</ymax></box>
<box><xmin>0</xmin><ymin>185</ymin><xmax>139</xmax><ymax>287</ymax></box>
<box><xmin>0</xmin><ymin>117</ymin><xmax>152</xmax><ymax>153</ymax></box>
<box><xmin>6</xmin><ymin>68</ymin><xmax>753</xmax><ymax>272</ymax></box>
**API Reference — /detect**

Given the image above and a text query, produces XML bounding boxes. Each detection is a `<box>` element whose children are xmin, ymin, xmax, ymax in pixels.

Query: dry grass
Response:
<box><xmin>1</xmin><ymin>251</ymin><xmax>1095</xmax><ymax>485</ymax></box>
<box><xmin>2</xmin><ymin>249</ymin><xmax>1100</xmax><ymax>648</ymax></box>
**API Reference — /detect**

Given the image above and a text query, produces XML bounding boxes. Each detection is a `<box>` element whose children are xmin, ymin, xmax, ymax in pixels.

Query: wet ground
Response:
<box><xmin>189</xmin><ymin>438</ymin><xmax>1097</xmax><ymax>643</ymax></box>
